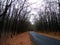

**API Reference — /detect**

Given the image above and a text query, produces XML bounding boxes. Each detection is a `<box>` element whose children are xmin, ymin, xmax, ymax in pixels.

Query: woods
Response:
<box><xmin>0</xmin><ymin>0</ymin><xmax>32</xmax><ymax>37</ymax></box>
<box><xmin>36</xmin><ymin>0</ymin><xmax>60</xmax><ymax>32</ymax></box>
<box><xmin>0</xmin><ymin>0</ymin><xmax>60</xmax><ymax>37</ymax></box>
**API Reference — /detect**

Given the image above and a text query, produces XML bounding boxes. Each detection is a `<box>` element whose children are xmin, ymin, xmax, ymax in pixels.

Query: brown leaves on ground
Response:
<box><xmin>0</xmin><ymin>32</ymin><xmax>32</xmax><ymax>45</ymax></box>
<box><xmin>37</xmin><ymin>32</ymin><xmax>60</xmax><ymax>40</ymax></box>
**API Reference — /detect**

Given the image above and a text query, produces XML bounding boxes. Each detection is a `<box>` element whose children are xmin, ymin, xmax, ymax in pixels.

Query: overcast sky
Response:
<box><xmin>28</xmin><ymin>0</ymin><xmax>45</xmax><ymax>25</ymax></box>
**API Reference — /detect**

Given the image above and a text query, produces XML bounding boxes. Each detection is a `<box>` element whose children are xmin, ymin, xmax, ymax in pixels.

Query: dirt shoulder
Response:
<box><xmin>37</xmin><ymin>32</ymin><xmax>60</xmax><ymax>40</ymax></box>
<box><xmin>0</xmin><ymin>32</ymin><xmax>32</xmax><ymax>45</ymax></box>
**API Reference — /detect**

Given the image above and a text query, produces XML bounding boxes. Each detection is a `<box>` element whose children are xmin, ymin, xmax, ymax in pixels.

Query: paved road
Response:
<box><xmin>29</xmin><ymin>31</ymin><xmax>60</xmax><ymax>45</ymax></box>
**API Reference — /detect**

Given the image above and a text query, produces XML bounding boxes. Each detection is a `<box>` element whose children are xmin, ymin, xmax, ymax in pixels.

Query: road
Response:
<box><xmin>29</xmin><ymin>31</ymin><xmax>60</xmax><ymax>45</ymax></box>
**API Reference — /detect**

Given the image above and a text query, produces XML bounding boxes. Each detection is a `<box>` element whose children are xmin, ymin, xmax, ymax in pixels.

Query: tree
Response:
<box><xmin>0</xmin><ymin>0</ymin><xmax>32</xmax><ymax>37</ymax></box>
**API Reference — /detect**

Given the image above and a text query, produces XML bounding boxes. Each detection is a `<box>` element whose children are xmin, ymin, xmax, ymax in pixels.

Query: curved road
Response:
<box><xmin>29</xmin><ymin>31</ymin><xmax>60</xmax><ymax>45</ymax></box>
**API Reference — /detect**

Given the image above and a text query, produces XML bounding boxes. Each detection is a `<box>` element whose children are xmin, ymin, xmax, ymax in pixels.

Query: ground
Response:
<box><xmin>0</xmin><ymin>32</ymin><xmax>32</xmax><ymax>45</ymax></box>
<box><xmin>37</xmin><ymin>32</ymin><xmax>60</xmax><ymax>40</ymax></box>
<box><xmin>0</xmin><ymin>31</ymin><xmax>60</xmax><ymax>45</ymax></box>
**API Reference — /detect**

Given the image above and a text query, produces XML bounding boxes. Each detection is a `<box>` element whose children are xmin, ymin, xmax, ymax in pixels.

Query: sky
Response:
<box><xmin>28</xmin><ymin>0</ymin><xmax>45</xmax><ymax>25</ymax></box>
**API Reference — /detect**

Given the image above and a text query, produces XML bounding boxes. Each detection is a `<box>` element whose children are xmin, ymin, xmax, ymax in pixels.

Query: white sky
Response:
<box><xmin>28</xmin><ymin>0</ymin><xmax>45</xmax><ymax>25</ymax></box>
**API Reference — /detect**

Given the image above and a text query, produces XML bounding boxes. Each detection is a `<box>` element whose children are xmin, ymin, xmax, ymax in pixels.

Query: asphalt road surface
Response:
<box><xmin>29</xmin><ymin>31</ymin><xmax>60</xmax><ymax>45</ymax></box>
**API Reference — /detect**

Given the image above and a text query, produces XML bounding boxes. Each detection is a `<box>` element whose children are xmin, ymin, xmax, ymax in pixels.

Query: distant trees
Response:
<box><xmin>36</xmin><ymin>0</ymin><xmax>60</xmax><ymax>32</ymax></box>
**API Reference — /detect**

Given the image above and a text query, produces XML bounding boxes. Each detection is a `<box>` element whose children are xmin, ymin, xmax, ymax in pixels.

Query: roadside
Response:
<box><xmin>37</xmin><ymin>31</ymin><xmax>60</xmax><ymax>40</ymax></box>
<box><xmin>0</xmin><ymin>31</ymin><xmax>60</xmax><ymax>45</ymax></box>
<box><xmin>0</xmin><ymin>32</ymin><xmax>32</xmax><ymax>45</ymax></box>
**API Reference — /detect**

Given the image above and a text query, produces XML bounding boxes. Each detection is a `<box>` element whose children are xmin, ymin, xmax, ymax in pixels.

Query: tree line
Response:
<box><xmin>35</xmin><ymin>0</ymin><xmax>60</xmax><ymax>32</ymax></box>
<box><xmin>0</xmin><ymin>0</ymin><xmax>32</xmax><ymax>37</ymax></box>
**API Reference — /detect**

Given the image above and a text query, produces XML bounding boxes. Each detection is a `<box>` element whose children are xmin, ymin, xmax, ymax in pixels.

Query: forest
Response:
<box><xmin>0</xmin><ymin>0</ymin><xmax>60</xmax><ymax>37</ymax></box>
